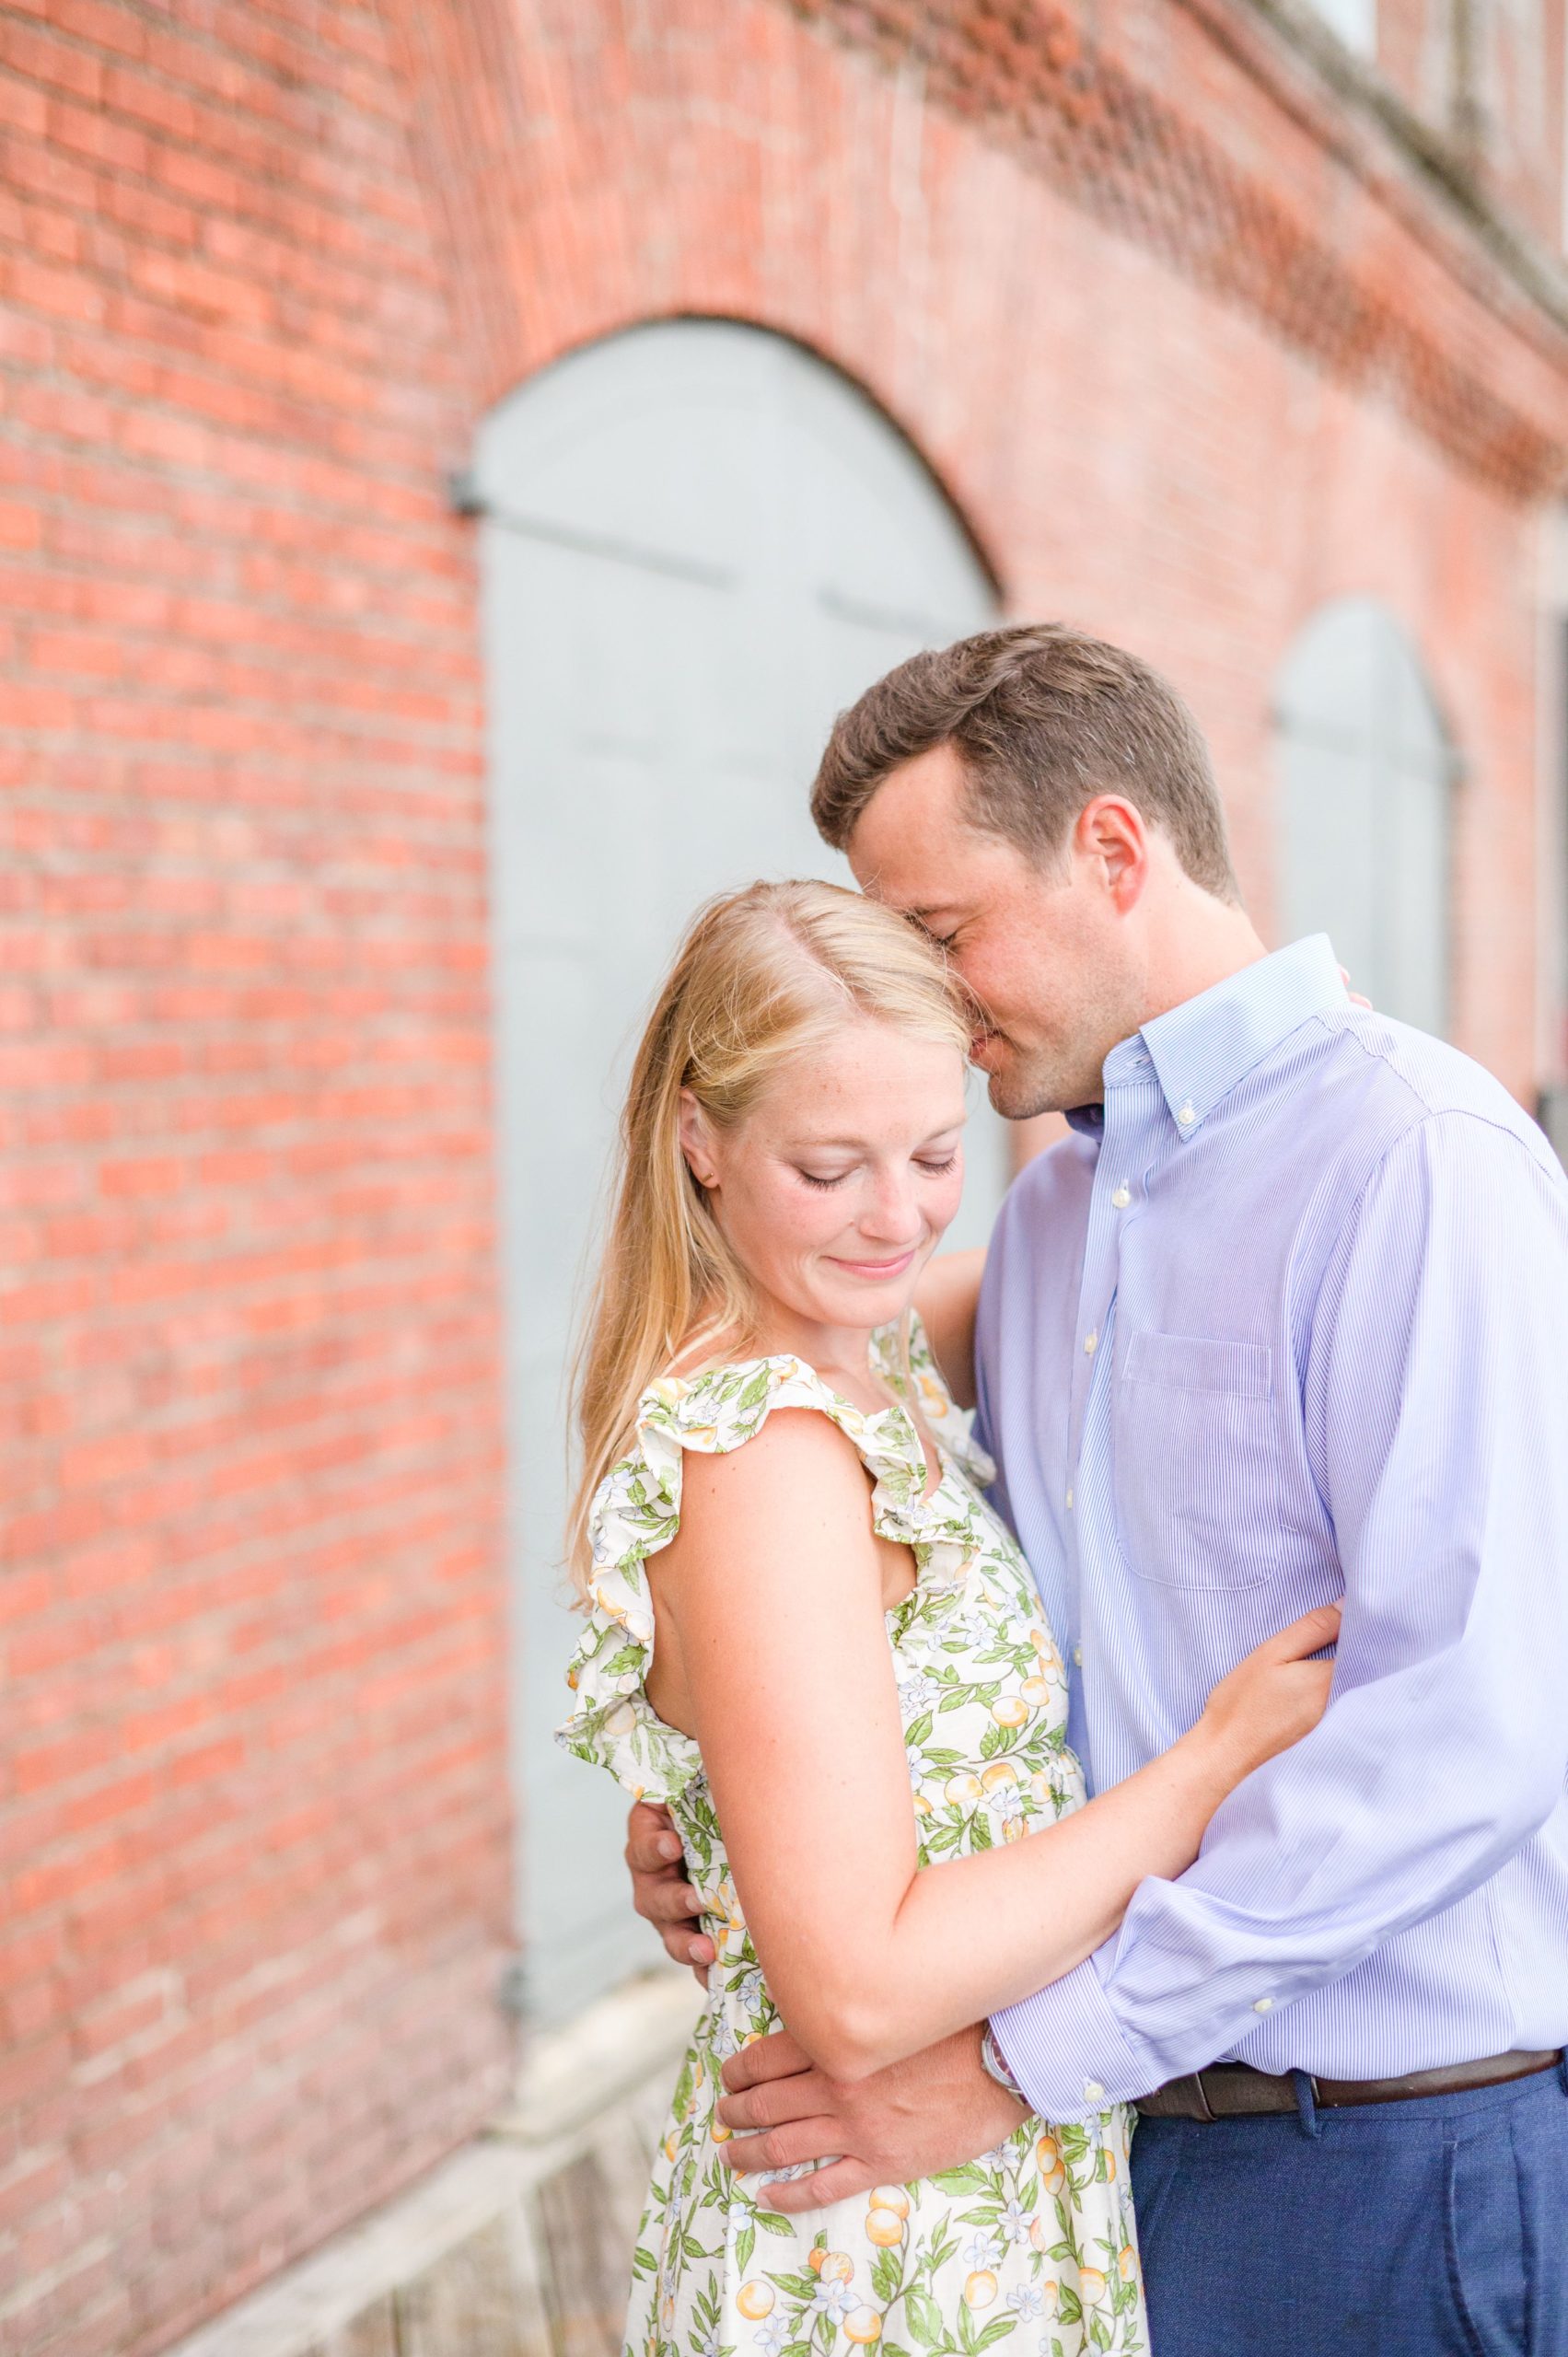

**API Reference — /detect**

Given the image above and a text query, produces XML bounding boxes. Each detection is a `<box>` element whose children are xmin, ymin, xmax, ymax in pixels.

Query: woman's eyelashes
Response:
<box><xmin>794</xmin><ymin>1152</ymin><xmax>960</xmax><ymax>1191</ymax></box>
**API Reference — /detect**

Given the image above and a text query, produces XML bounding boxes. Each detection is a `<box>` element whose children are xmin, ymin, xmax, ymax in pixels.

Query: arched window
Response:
<box><xmin>1274</xmin><ymin>598</ymin><xmax>1456</xmax><ymax>1036</ymax></box>
<box><xmin>470</xmin><ymin>320</ymin><xmax>1001</xmax><ymax>2020</ymax></box>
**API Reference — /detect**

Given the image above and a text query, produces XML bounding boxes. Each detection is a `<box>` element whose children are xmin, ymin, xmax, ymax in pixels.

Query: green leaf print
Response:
<box><xmin>928</xmin><ymin>2166</ymin><xmax>992</xmax><ymax>2195</ymax></box>
<box><xmin>564</xmin><ymin>1333</ymin><xmax>1147</xmax><ymax>2357</ymax></box>
<box><xmin>871</xmin><ymin>2245</ymin><xmax>902</xmax><ymax>2303</ymax></box>
<box><xmin>905</xmin><ymin>2287</ymin><xmax>945</xmax><ymax>2346</ymax></box>
<box><xmin>769</xmin><ymin>2270</ymin><xmax>822</xmax><ymax>2300</ymax></box>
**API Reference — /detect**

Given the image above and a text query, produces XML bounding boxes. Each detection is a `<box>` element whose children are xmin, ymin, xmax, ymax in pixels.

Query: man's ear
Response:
<box><xmin>678</xmin><ymin>1090</ymin><xmax>719</xmax><ymax>1190</ymax></box>
<box><xmin>1074</xmin><ymin>795</ymin><xmax>1147</xmax><ymax>909</ymax></box>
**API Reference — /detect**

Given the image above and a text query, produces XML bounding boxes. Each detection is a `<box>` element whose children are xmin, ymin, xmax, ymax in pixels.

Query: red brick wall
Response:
<box><xmin>0</xmin><ymin>6</ymin><xmax>513</xmax><ymax>2351</ymax></box>
<box><xmin>5</xmin><ymin>2</ymin><xmax>1568</xmax><ymax>2354</ymax></box>
<box><xmin>1373</xmin><ymin>0</ymin><xmax>1566</xmax><ymax>250</ymax></box>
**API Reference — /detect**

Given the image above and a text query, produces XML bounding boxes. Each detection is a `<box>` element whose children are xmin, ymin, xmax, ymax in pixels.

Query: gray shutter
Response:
<box><xmin>472</xmin><ymin>322</ymin><xmax>999</xmax><ymax>2023</ymax></box>
<box><xmin>1275</xmin><ymin>597</ymin><xmax>1454</xmax><ymax>1037</ymax></box>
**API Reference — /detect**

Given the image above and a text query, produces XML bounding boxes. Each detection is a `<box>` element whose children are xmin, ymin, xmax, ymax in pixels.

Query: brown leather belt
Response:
<box><xmin>1134</xmin><ymin>2049</ymin><xmax>1563</xmax><ymax>2122</ymax></box>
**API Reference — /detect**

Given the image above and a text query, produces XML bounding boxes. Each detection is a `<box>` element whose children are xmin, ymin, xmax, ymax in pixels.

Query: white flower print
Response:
<box><xmin>991</xmin><ymin>1781</ymin><xmax>1026</xmax><ymax>1826</ymax></box>
<box><xmin>812</xmin><ymin>2282</ymin><xmax>855</xmax><ymax>2326</ymax></box>
<box><xmin>557</xmin><ymin>1315</ymin><xmax>1145</xmax><ymax>2357</ymax></box>
<box><xmin>999</xmin><ymin>2199</ymin><xmax>1032</xmax><ymax>2244</ymax></box>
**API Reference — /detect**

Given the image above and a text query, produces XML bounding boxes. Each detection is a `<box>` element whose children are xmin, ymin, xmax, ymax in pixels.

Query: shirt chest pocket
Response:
<box><xmin>1111</xmin><ymin>1327</ymin><xmax>1280</xmax><ymax>1589</ymax></box>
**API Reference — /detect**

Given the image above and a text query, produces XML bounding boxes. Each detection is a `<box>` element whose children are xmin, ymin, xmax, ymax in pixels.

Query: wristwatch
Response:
<box><xmin>981</xmin><ymin>2025</ymin><xmax>1024</xmax><ymax>2097</ymax></box>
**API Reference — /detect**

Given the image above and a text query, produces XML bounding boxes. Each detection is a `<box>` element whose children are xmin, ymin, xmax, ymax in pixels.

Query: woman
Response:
<box><xmin>559</xmin><ymin>880</ymin><xmax>1337</xmax><ymax>2357</ymax></box>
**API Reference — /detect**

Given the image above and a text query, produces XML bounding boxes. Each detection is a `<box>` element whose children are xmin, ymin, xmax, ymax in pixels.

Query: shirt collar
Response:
<box><xmin>1106</xmin><ymin>935</ymin><xmax>1347</xmax><ymax>1139</ymax></box>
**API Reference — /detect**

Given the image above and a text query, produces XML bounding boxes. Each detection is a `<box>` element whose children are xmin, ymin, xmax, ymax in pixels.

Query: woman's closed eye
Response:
<box><xmin>796</xmin><ymin>1153</ymin><xmax>958</xmax><ymax>1191</ymax></box>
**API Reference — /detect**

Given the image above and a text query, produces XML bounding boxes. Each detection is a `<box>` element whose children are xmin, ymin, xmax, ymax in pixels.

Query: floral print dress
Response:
<box><xmin>557</xmin><ymin>1317</ymin><xmax>1147</xmax><ymax>2357</ymax></box>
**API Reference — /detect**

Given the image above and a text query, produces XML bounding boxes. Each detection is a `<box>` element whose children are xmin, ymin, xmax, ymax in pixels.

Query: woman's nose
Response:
<box><xmin>858</xmin><ymin>1177</ymin><xmax>923</xmax><ymax>1244</ymax></box>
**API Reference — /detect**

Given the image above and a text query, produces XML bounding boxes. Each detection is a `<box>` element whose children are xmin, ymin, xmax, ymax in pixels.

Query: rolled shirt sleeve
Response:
<box><xmin>992</xmin><ymin>1110</ymin><xmax>1568</xmax><ymax>2120</ymax></box>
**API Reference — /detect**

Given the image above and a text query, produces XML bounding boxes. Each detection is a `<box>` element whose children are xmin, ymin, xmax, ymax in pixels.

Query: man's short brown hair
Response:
<box><xmin>811</xmin><ymin>622</ymin><xmax>1239</xmax><ymax>902</ymax></box>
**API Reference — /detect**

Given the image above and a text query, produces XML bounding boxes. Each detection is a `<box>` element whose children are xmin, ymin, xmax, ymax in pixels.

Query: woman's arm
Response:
<box><xmin>912</xmin><ymin>1247</ymin><xmax>986</xmax><ymax>1408</ymax></box>
<box><xmin>656</xmin><ymin>1408</ymin><xmax>1337</xmax><ymax>2085</ymax></box>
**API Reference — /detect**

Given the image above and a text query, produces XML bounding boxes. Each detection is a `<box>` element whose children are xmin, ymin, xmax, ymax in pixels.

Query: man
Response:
<box><xmin>624</xmin><ymin>623</ymin><xmax>1568</xmax><ymax>2354</ymax></box>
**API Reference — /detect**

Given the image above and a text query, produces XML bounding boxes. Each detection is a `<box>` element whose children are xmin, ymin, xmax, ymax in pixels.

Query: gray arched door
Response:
<box><xmin>472</xmin><ymin>320</ymin><xmax>1001</xmax><ymax>2022</ymax></box>
<box><xmin>1275</xmin><ymin>598</ymin><xmax>1455</xmax><ymax>1035</ymax></box>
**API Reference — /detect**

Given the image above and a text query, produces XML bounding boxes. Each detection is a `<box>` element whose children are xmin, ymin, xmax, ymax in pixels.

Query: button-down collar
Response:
<box><xmin>1134</xmin><ymin>935</ymin><xmax>1346</xmax><ymax>1139</ymax></box>
<box><xmin>1065</xmin><ymin>937</ymin><xmax>1347</xmax><ymax>1142</ymax></box>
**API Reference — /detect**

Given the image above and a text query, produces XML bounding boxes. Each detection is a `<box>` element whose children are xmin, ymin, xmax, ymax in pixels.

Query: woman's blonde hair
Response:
<box><xmin>566</xmin><ymin>878</ymin><xmax>971</xmax><ymax>1590</ymax></box>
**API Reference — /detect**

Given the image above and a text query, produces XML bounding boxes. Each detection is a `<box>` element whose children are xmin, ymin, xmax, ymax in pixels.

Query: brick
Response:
<box><xmin>0</xmin><ymin>2</ymin><xmax>1562</xmax><ymax>2354</ymax></box>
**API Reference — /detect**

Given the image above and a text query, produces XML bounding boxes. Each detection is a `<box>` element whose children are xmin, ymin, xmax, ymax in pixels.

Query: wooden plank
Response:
<box><xmin>396</xmin><ymin>2209</ymin><xmax>553</xmax><ymax>2357</ymax></box>
<box><xmin>314</xmin><ymin>2295</ymin><xmax>400</xmax><ymax>2357</ymax></box>
<box><xmin>534</xmin><ymin>2150</ymin><xmax>632</xmax><ymax>2357</ymax></box>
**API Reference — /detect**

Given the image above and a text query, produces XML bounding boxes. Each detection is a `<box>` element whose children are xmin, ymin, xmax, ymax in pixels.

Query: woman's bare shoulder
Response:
<box><xmin>656</xmin><ymin>1400</ymin><xmax>877</xmax><ymax>1585</ymax></box>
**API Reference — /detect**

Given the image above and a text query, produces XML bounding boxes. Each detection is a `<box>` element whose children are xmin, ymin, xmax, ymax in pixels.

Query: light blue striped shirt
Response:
<box><xmin>980</xmin><ymin>935</ymin><xmax>1568</xmax><ymax>2122</ymax></box>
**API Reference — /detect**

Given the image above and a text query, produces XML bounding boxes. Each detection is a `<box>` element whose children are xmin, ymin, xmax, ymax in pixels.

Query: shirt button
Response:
<box><xmin>1073</xmin><ymin>1644</ymin><xmax>1084</xmax><ymax>1667</ymax></box>
<box><xmin>1111</xmin><ymin>1185</ymin><xmax>1131</xmax><ymax>1209</ymax></box>
<box><xmin>1177</xmin><ymin>1101</ymin><xmax>1196</xmax><ymax>1129</ymax></box>
<box><xmin>1252</xmin><ymin>1996</ymin><xmax>1273</xmax><ymax>2014</ymax></box>
<box><xmin>1083</xmin><ymin>1330</ymin><xmax>1098</xmax><ymax>1355</ymax></box>
<box><xmin>1065</xmin><ymin>1488</ymin><xmax>1074</xmax><ymax>1511</ymax></box>
<box><xmin>1084</xmin><ymin>2079</ymin><xmax>1106</xmax><ymax>2105</ymax></box>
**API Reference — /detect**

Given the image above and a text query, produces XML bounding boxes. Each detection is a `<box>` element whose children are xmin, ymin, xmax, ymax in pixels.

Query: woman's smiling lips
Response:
<box><xmin>825</xmin><ymin>1247</ymin><xmax>921</xmax><ymax>1281</ymax></box>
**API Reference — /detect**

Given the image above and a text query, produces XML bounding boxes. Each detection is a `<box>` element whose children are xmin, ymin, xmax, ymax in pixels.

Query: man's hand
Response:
<box><xmin>626</xmin><ymin>1800</ymin><xmax>714</xmax><ymax>1981</ymax></box>
<box><xmin>716</xmin><ymin>2025</ymin><xmax>1028</xmax><ymax>2210</ymax></box>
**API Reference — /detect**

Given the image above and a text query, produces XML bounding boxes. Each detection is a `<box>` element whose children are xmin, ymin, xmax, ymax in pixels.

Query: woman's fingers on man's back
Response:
<box><xmin>1261</xmin><ymin>1601</ymin><xmax>1342</xmax><ymax>1661</ymax></box>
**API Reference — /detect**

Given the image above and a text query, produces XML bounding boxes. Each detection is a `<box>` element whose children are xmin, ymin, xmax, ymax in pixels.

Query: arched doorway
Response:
<box><xmin>1274</xmin><ymin>598</ymin><xmax>1456</xmax><ymax>1036</ymax></box>
<box><xmin>471</xmin><ymin>319</ymin><xmax>1003</xmax><ymax>2021</ymax></box>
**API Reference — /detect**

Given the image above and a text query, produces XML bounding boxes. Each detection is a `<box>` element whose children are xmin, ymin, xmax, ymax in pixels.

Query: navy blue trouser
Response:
<box><xmin>1129</xmin><ymin>2060</ymin><xmax>1568</xmax><ymax>2354</ymax></box>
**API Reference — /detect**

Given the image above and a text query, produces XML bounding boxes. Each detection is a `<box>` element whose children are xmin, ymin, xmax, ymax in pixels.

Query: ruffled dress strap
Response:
<box><xmin>556</xmin><ymin>1352</ymin><xmax>932</xmax><ymax>1805</ymax></box>
<box><xmin>870</xmin><ymin>1306</ymin><xmax>997</xmax><ymax>1489</ymax></box>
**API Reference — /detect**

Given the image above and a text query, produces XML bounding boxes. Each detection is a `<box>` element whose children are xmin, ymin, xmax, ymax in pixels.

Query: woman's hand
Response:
<box><xmin>1191</xmin><ymin>1602</ymin><xmax>1342</xmax><ymax>1787</ymax></box>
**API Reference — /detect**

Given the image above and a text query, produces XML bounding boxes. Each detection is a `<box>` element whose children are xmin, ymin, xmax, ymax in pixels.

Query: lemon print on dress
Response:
<box><xmin>556</xmin><ymin>1314</ymin><xmax>1147</xmax><ymax>2357</ymax></box>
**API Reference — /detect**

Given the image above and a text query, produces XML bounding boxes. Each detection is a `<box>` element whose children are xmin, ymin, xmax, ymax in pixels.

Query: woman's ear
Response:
<box><xmin>678</xmin><ymin>1090</ymin><xmax>719</xmax><ymax>1190</ymax></box>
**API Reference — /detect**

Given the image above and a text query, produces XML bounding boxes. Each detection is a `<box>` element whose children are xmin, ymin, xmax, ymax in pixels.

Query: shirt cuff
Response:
<box><xmin>990</xmin><ymin>1953</ymin><xmax>1152</xmax><ymax>2124</ymax></box>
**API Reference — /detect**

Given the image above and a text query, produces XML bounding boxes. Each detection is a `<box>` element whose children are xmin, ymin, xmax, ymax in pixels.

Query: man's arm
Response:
<box><xmin>992</xmin><ymin>1110</ymin><xmax>1568</xmax><ymax>2119</ymax></box>
<box><xmin>912</xmin><ymin>1246</ymin><xmax>986</xmax><ymax>1409</ymax></box>
<box><xmin>721</xmin><ymin>1109</ymin><xmax>1568</xmax><ymax>2192</ymax></box>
